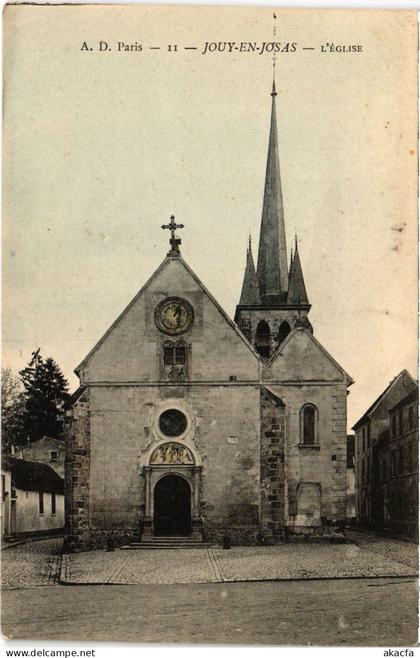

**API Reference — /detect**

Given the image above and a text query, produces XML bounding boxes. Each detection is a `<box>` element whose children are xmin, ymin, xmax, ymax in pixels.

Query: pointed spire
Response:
<box><xmin>239</xmin><ymin>237</ymin><xmax>261</xmax><ymax>305</ymax></box>
<box><xmin>287</xmin><ymin>238</ymin><xmax>309</xmax><ymax>306</ymax></box>
<box><xmin>257</xmin><ymin>81</ymin><xmax>288</xmax><ymax>303</ymax></box>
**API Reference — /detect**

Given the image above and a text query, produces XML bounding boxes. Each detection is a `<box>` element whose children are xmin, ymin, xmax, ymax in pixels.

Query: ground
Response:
<box><xmin>1</xmin><ymin>532</ymin><xmax>418</xmax><ymax>645</ymax></box>
<box><xmin>60</xmin><ymin>538</ymin><xmax>417</xmax><ymax>585</ymax></box>
<box><xmin>2</xmin><ymin>578</ymin><xmax>418</xmax><ymax>645</ymax></box>
<box><xmin>1</xmin><ymin>538</ymin><xmax>62</xmax><ymax>589</ymax></box>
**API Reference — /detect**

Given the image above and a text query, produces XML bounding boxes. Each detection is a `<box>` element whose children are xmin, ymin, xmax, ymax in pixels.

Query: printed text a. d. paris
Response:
<box><xmin>79</xmin><ymin>41</ymin><xmax>298</xmax><ymax>54</ymax></box>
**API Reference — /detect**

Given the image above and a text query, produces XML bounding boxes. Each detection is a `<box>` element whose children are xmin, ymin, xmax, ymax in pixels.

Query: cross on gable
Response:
<box><xmin>161</xmin><ymin>215</ymin><xmax>184</xmax><ymax>256</ymax></box>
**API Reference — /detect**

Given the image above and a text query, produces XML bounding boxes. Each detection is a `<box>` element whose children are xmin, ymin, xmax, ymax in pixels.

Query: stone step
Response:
<box><xmin>121</xmin><ymin>541</ymin><xmax>214</xmax><ymax>551</ymax></box>
<box><xmin>150</xmin><ymin>536</ymin><xmax>196</xmax><ymax>539</ymax></box>
<box><xmin>145</xmin><ymin>537</ymin><xmax>197</xmax><ymax>541</ymax></box>
<box><xmin>139</xmin><ymin>537</ymin><xmax>203</xmax><ymax>544</ymax></box>
<box><xmin>132</xmin><ymin>541</ymin><xmax>206</xmax><ymax>545</ymax></box>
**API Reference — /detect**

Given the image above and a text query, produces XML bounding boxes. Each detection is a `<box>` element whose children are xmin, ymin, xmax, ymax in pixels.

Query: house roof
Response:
<box><xmin>352</xmin><ymin>369</ymin><xmax>416</xmax><ymax>430</ymax></box>
<box><xmin>23</xmin><ymin>436</ymin><xmax>64</xmax><ymax>448</ymax></box>
<box><xmin>2</xmin><ymin>456</ymin><xmax>64</xmax><ymax>494</ymax></box>
<box><xmin>389</xmin><ymin>386</ymin><xmax>419</xmax><ymax>414</ymax></box>
<box><xmin>64</xmin><ymin>385</ymin><xmax>87</xmax><ymax>409</ymax></box>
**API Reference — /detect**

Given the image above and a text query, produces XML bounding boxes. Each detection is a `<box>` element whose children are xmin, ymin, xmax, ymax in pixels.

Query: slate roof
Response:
<box><xmin>352</xmin><ymin>369</ymin><xmax>416</xmax><ymax>431</ymax></box>
<box><xmin>287</xmin><ymin>243</ymin><xmax>309</xmax><ymax>306</ymax></box>
<box><xmin>389</xmin><ymin>386</ymin><xmax>419</xmax><ymax>414</ymax></box>
<box><xmin>2</xmin><ymin>456</ymin><xmax>64</xmax><ymax>494</ymax></box>
<box><xmin>64</xmin><ymin>385</ymin><xmax>87</xmax><ymax>409</ymax></box>
<box><xmin>256</xmin><ymin>81</ymin><xmax>289</xmax><ymax>300</ymax></box>
<box><xmin>238</xmin><ymin>241</ymin><xmax>261</xmax><ymax>305</ymax></box>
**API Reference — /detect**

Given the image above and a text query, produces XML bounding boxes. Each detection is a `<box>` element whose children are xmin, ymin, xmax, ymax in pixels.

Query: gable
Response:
<box><xmin>352</xmin><ymin>369</ymin><xmax>417</xmax><ymax>429</ymax></box>
<box><xmin>77</xmin><ymin>256</ymin><xmax>259</xmax><ymax>383</ymax></box>
<box><xmin>267</xmin><ymin>328</ymin><xmax>352</xmax><ymax>384</ymax></box>
<box><xmin>25</xmin><ymin>436</ymin><xmax>63</xmax><ymax>450</ymax></box>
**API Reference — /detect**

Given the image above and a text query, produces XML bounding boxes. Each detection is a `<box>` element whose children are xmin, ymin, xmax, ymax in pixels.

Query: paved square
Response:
<box><xmin>1</xmin><ymin>533</ymin><xmax>417</xmax><ymax>645</ymax></box>
<box><xmin>60</xmin><ymin>533</ymin><xmax>418</xmax><ymax>585</ymax></box>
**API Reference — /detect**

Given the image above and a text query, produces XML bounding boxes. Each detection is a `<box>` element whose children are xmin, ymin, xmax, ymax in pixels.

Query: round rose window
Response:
<box><xmin>159</xmin><ymin>409</ymin><xmax>188</xmax><ymax>437</ymax></box>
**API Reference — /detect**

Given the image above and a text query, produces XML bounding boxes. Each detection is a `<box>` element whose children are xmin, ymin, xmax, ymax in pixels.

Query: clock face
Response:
<box><xmin>155</xmin><ymin>297</ymin><xmax>194</xmax><ymax>335</ymax></box>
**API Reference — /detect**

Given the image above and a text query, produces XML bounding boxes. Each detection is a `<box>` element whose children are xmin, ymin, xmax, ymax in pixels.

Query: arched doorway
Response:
<box><xmin>154</xmin><ymin>474</ymin><xmax>192</xmax><ymax>537</ymax></box>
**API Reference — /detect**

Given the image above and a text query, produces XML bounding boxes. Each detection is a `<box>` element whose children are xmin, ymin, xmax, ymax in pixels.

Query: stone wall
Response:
<box><xmin>65</xmin><ymin>383</ymin><xmax>262</xmax><ymax>550</ymax></box>
<box><xmin>14</xmin><ymin>488</ymin><xmax>64</xmax><ymax>534</ymax></box>
<box><xmin>64</xmin><ymin>389</ymin><xmax>92</xmax><ymax>552</ymax></box>
<box><xmin>189</xmin><ymin>385</ymin><xmax>260</xmax><ymax>534</ymax></box>
<box><xmin>236</xmin><ymin>307</ymin><xmax>311</xmax><ymax>357</ymax></box>
<box><xmin>65</xmin><ymin>379</ymin><xmax>348</xmax><ymax>550</ymax></box>
<box><xmin>329</xmin><ymin>385</ymin><xmax>348</xmax><ymax>523</ymax></box>
<box><xmin>259</xmin><ymin>388</ymin><xmax>286</xmax><ymax>542</ymax></box>
<box><xmin>354</xmin><ymin>372</ymin><xmax>417</xmax><ymax>525</ymax></box>
<box><xmin>263</xmin><ymin>382</ymin><xmax>347</xmax><ymax>533</ymax></box>
<box><xmin>66</xmin><ymin>257</ymin><xmax>351</xmax><ymax>551</ymax></box>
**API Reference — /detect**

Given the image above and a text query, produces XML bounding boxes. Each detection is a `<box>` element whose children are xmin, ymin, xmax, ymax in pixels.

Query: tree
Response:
<box><xmin>19</xmin><ymin>349</ymin><xmax>69</xmax><ymax>443</ymax></box>
<box><xmin>1</xmin><ymin>367</ymin><xmax>26</xmax><ymax>452</ymax></box>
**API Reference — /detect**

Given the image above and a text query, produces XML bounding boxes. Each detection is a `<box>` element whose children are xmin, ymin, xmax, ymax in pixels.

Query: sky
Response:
<box><xmin>3</xmin><ymin>5</ymin><xmax>418</xmax><ymax>430</ymax></box>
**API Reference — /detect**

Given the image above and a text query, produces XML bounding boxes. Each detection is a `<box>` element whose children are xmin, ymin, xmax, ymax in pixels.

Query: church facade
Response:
<box><xmin>64</xmin><ymin>82</ymin><xmax>353</xmax><ymax>552</ymax></box>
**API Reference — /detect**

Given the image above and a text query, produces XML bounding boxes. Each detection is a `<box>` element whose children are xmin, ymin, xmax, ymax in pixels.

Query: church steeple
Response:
<box><xmin>235</xmin><ymin>79</ymin><xmax>312</xmax><ymax>354</ymax></box>
<box><xmin>239</xmin><ymin>236</ymin><xmax>261</xmax><ymax>305</ymax></box>
<box><xmin>256</xmin><ymin>80</ymin><xmax>289</xmax><ymax>303</ymax></box>
<box><xmin>287</xmin><ymin>236</ymin><xmax>309</xmax><ymax>306</ymax></box>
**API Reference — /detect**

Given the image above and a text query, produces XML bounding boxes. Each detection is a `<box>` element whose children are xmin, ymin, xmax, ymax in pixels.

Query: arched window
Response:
<box><xmin>278</xmin><ymin>321</ymin><xmax>291</xmax><ymax>346</ymax></box>
<box><xmin>255</xmin><ymin>320</ymin><xmax>271</xmax><ymax>358</ymax></box>
<box><xmin>164</xmin><ymin>341</ymin><xmax>174</xmax><ymax>365</ymax></box>
<box><xmin>301</xmin><ymin>404</ymin><xmax>318</xmax><ymax>446</ymax></box>
<box><xmin>162</xmin><ymin>341</ymin><xmax>187</xmax><ymax>382</ymax></box>
<box><xmin>163</xmin><ymin>341</ymin><xmax>186</xmax><ymax>366</ymax></box>
<box><xmin>175</xmin><ymin>342</ymin><xmax>186</xmax><ymax>365</ymax></box>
